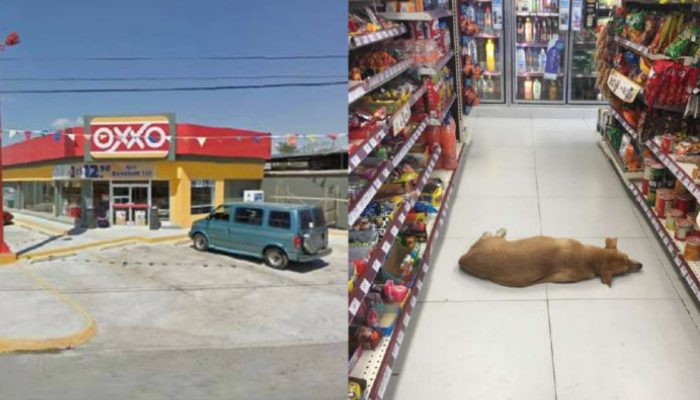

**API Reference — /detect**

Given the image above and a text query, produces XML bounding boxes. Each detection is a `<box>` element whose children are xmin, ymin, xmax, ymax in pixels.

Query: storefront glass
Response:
<box><xmin>191</xmin><ymin>179</ymin><xmax>214</xmax><ymax>215</ymax></box>
<box><xmin>58</xmin><ymin>181</ymin><xmax>82</xmax><ymax>218</ymax></box>
<box><xmin>3</xmin><ymin>183</ymin><xmax>19</xmax><ymax>209</ymax></box>
<box><xmin>21</xmin><ymin>182</ymin><xmax>54</xmax><ymax>215</ymax></box>
<box><xmin>152</xmin><ymin>180</ymin><xmax>170</xmax><ymax>221</ymax></box>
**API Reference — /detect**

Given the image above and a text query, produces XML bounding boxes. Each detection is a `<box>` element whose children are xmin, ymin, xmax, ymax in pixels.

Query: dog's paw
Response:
<box><xmin>495</xmin><ymin>228</ymin><xmax>507</xmax><ymax>238</ymax></box>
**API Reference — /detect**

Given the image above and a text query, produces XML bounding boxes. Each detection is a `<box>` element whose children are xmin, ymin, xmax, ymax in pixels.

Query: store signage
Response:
<box><xmin>53</xmin><ymin>163</ymin><xmax>156</xmax><ymax>180</ymax></box>
<box><xmin>559</xmin><ymin>0</ymin><xmax>570</xmax><ymax>31</ymax></box>
<box><xmin>89</xmin><ymin>115</ymin><xmax>171</xmax><ymax>159</ymax></box>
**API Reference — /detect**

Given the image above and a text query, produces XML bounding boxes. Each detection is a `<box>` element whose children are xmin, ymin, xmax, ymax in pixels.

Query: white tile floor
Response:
<box><xmin>388</xmin><ymin>117</ymin><xmax>700</xmax><ymax>400</ymax></box>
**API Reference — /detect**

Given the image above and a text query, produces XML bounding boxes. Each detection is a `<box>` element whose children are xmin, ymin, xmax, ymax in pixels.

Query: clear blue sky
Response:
<box><xmin>0</xmin><ymin>0</ymin><xmax>347</xmax><ymax>135</ymax></box>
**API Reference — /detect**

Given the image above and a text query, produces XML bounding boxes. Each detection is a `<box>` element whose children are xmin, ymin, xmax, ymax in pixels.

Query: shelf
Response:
<box><xmin>516</xmin><ymin>72</ymin><xmax>563</xmax><ymax>77</ymax></box>
<box><xmin>473</xmin><ymin>32</ymin><xmax>500</xmax><ymax>39</ymax></box>
<box><xmin>516</xmin><ymin>42</ymin><xmax>549</xmax><ymax>47</ymax></box>
<box><xmin>516</xmin><ymin>11</ymin><xmax>559</xmax><ymax>17</ymax></box>
<box><xmin>646</xmin><ymin>139</ymin><xmax>700</xmax><ymax>202</ymax></box>
<box><xmin>348</xmin><ymin>116</ymin><xmax>429</xmax><ymax>226</ymax></box>
<box><xmin>612</xmin><ymin>36</ymin><xmax>692</xmax><ymax>64</ymax></box>
<box><xmin>429</xmin><ymin>93</ymin><xmax>456</xmax><ymax>125</ymax></box>
<box><xmin>378</xmin><ymin>9</ymin><xmax>452</xmax><ymax>21</ymax></box>
<box><xmin>349</xmin><ymin>84</ymin><xmax>427</xmax><ymax>171</ymax></box>
<box><xmin>415</xmin><ymin>50</ymin><xmax>455</xmax><ymax>75</ymax></box>
<box><xmin>572</xmin><ymin>73</ymin><xmax>598</xmax><ymax>78</ymax></box>
<box><xmin>628</xmin><ymin>183</ymin><xmax>700</xmax><ymax>305</ymax></box>
<box><xmin>350</xmin><ymin>25</ymin><xmax>408</xmax><ymax>50</ymax></box>
<box><xmin>597</xmin><ymin>138</ymin><xmax>643</xmax><ymax>180</ymax></box>
<box><xmin>349</xmin><ymin>59</ymin><xmax>414</xmax><ymax>104</ymax></box>
<box><xmin>350</xmin><ymin>143</ymin><xmax>468</xmax><ymax>400</ymax></box>
<box><xmin>348</xmin><ymin>145</ymin><xmax>442</xmax><ymax>323</ymax></box>
<box><xmin>610</xmin><ymin>108</ymin><xmax>639</xmax><ymax>141</ymax></box>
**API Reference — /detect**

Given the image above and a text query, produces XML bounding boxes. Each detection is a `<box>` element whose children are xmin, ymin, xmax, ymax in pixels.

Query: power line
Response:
<box><xmin>2</xmin><ymin>80</ymin><xmax>346</xmax><ymax>94</ymax></box>
<box><xmin>2</xmin><ymin>74</ymin><xmax>347</xmax><ymax>82</ymax></box>
<box><xmin>0</xmin><ymin>54</ymin><xmax>346</xmax><ymax>62</ymax></box>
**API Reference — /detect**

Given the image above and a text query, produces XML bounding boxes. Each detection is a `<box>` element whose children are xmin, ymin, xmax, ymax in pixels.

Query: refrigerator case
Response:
<box><xmin>511</xmin><ymin>0</ymin><xmax>570</xmax><ymax>103</ymax></box>
<box><xmin>460</xmin><ymin>0</ymin><xmax>506</xmax><ymax>103</ymax></box>
<box><xmin>567</xmin><ymin>0</ymin><xmax>613</xmax><ymax>103</ymax></box>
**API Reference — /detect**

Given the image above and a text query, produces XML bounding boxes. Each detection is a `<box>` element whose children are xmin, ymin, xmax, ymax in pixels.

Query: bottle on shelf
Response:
<box><xmin>525</xmin><ymin>17</ymin><xmax>532</xmax><ymax>43</ymax></box>
<box><xmin>517</xmin><ymin>47</ymin><xmax>527</xmax><ymax>73</ymax></box>
<box><xmin>524</xmin><ymin>77</ymin><xmax>533</xmax><ymax>100</ymax></box>
<box><xmin>485</xmin><ymin>39</ymin><xmax>496</xmax><ymax>72</ymax></box>
<box><xmin>526</xmin><ymin>48</ymin><xmax>533</xmax><ymax>72</ymax></box>
<box><xmin>476</xmin><ymin>6</ymin><xmax>484</xmax><ymax>30</ymax></box>
<box><xmin>517</xmin><ymin>19</ymin><xmax>524</xmax><ymax>42</ymax></box>
<box><xmin>487</xmin><ymin>76</ymin><xmax>495</xmax><ymax>96</ymax></box>
<box><xmin>538</xmin><ymin>49</ymin><xmax>546</xmax><ymax>73</ymax></box>
<box><xmin>533</xmin><ymin>78</ymin><xmax>542</xmax><ymax>100</ymax></box>
<box><xmin>484</xmin><ymin>6</ymin><xmax>492</xmax><ymax>32</ymax></box>
<box><xmin>549</xmin><ymin>80</ymin><xmax>558</xmax><ymax>100</ymax></box>
<box><xmin>532</xmin><ymin>17</ymin><xmax>539</xmax><ymax>43</ymax></box>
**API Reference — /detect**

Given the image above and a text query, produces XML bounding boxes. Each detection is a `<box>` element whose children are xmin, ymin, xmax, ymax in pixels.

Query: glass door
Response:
<box><xmin>567</xmin><ymin>0</ymin><xmax>612</xmax><ymax>103</ymax></box>
<box><xmin>110</xmin><ymin>182</ymin><xmax>151</xmax><ymax>226</ymax></box>
<box><xmin>460</xmin><ymin>0</ymin><xmax>506</xmax><ymax>103</ymax></box>
<box><xmin>511</xmin><ymin>0</ymin><xmax>570</xmax><ymax>103</ymax></box>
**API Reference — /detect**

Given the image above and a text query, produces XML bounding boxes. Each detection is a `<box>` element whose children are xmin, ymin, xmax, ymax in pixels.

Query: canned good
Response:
<box><xmin>666</xmin><ymin>208</ymin><xmax>683</xmax><ymax>231</ymax></box>
<box><xmin>675</xmin><ymin>193</ymin><xmax>693</xmax><ymax>217</ymax></box>
<box><xmin>676</xmin><ymin>218</ymin><xmax>694</xmax><ymax>241</ymax></box>
<box><xmin>684</xmin><ymin>236</ymin><xmax>700</xmax><ymax>261</ymax></box>
<box><xmin>642</xmin><ymin>179</ymin><xmax>650</xmax><ymax>195</ymax></box>
<box><xmin>656</xmin><ymin>192</ymin><xmax>676</xmax><ymax>218</ymax></box>
<box><xmin>661</xmin><ymin>134</ymin><xmax>674</xmax><ymax>154</ymax></box>
<box><xmin>651</xmin><ymin>163</ymin><xmax>665</xmax><ymax>180</ymax></box>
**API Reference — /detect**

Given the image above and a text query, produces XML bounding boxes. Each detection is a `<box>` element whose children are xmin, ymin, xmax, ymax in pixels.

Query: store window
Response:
<box><xmin>224</xmin><ymin>179</ymin><xmax>261</xmax><ymax>202</ymax></box>
<box><xmin>58</xmin><ymin>181</ymin><xmax>82</xmax><ymax>218</ymax></box>
<box><xmin>21</xmin><ymin>182</ymin><xmax>55</xmax><ymax>215</ymax></box>
<box><xmin>234</xmin><ymin>207</ymin><xmax>263</xmax><ymax>226</ymax></box>
<box><xmin>191</xmin><ymin>179</ymin><xmax>214</xmax><ymax>215</ymax></box>
<box><xmin>152</xmin><ymin>181</ymin><xmax>170</xmax><ymax>221</ymax></box>
<box><xmin>3</xmin><ymin>183</ymin><xmax>19</xmax><ymax>209</ymax></box>
<box><xmin>268</xmin><ymin>211</ymin><xmax>291</xmax><ymax>229</ymax></box>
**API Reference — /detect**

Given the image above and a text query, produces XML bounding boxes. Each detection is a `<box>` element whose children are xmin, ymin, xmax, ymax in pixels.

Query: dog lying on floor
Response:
<box><xmin>458</xmin><ymin>229</ymin><xmax>642</xmax><ymax>287</ymax></box>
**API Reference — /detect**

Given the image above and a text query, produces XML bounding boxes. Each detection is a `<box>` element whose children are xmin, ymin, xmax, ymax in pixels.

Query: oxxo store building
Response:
<box><xmin>2</xmin><ymin>114</ymin><xmax>270</xmax><ymax>228</ymax></box>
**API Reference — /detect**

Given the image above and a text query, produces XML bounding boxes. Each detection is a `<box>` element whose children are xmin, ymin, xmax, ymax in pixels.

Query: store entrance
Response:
<box><xmin>110</xmin><ymin>181</ymin><xmax>150</xmax><ymax>226</ymax></box>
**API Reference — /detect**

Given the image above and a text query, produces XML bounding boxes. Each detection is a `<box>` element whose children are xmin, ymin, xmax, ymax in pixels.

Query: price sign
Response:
<box><xmin>392</xmin><ymin>342</ymin><xmax>401</xmax><ymax>359</ymax></box>
<box><xmin>372</xmin><ymin>259</ymin><xmax>382</xmax><ymax>271</ymax></box>
<box><xmin>397</xmin><ymin>330</ymin><xmax>405</xmax><ymax>345</ymax></box>
<box><xmin>350</xmin><ymin>155</ymin><xmax>360</xmax><ymax>168</ymax></box>
<box><xmin>382</xmin><ymin>241</ymin><xmax>392</xmax><ymax>254</ymax></box>
<box><xmin>377</xmin><ymin>367</ymin><xmax>393</xmax><ymax>399</ymax></box>
<box><xmin>392</xmin><ymin>103</ymin><xmax>411</xmax><ymax>134</ymax></box>
<box><xmin>349</xmin><ymin>298</ymin><xmax>361</xmax><ymax>315</ymax></box>
<box><xmin>391</xmin><ymin>225</ymin><xmax>399</xmax><ymax>237</ymax></box>
<box><xmin>360</xmin><ymin>279</ymin><xmax>371</xmax><ymax>294</ymax></box>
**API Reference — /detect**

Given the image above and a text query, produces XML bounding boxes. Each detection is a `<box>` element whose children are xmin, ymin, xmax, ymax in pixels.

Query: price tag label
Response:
<box><xmin>397</xmin><ymin>330</ymin><xmax>405</xmax><ymax>345</ymax></box>
<box><xmin>423</xmin><ymin>263</ymin><xmax>429</xmax><ymax>272</ymax></box>
<box><xmin>410</xmin><ymin>295</ymin><xmax>417</xmax><ymax>308</ymax></box>
<box><xmin>391</xmin><ymin>225</ymin><xmax>399</xmax><ymax>237</ymax></box>
<box><xmin>382</xmin><ymin>168</ymin><xmax>390</xmax><ymax>178</ymax></box>
<box><xmin>377</xmin><ymin>367</ymin><xmax>393</xmax><ymax>399</ymax></box>
<box><xmin>369</xmin><ymin>137</ymin><xmax>378</xmax><ymax>147</ymax></box>
<box><xmin>363</xmin><ymin>142</ymin><xmax>372</xmax><ymax>154</ymax></box>
<box><xmin>360</xmin><ymin>279</ymin><xmax>371</xmax><ymax>294</ymax></box>
<box><xmin>416</xmin><ymin>279</ymin><xmax>423</xmax><ymax>291</ymax></box>
<box><xmin>372</xmin><ymin>259</ymin><xmax>381</xmax><ymax>271</ymax></box>
<box><xmin>349</xmin><ymin>298</ymin><xmax>361</xmax><ymax>315</ymax></box>
<box><xmin>350</xmin><ymin>155</ymin><xmax>360</xmax><ymax>168</ymax></box>
<box><xmin>680</xmin><ymin>264</ymin><xmax>688</xmax><ymax>276</ymax></box>
<box><xmin>392</xmin><ymin>103</ymin><xmax>411</xmax><ymax>134</ymax></box>
<box><xmin>398</xmin><ymin>212</ymin><xmax>406</xmax><ymax>224</ymax></box>
<box><xmin>382</xmin><ymin>241</ymin><xmax>392</xmax><ymax>254</ymax></box>
<box><xmin>403</xmin><ymin>313</ymin><xmax>411</xmax><ymax>327</ymax></box>
<box><xmin>392</xmin><ymin>342</ymin><xmax>401</xmax><ymax>360</ymax></box>
<box><xmin>373</xmin><ymin>179</ymin><xmax>382</xmax><ymax>190</ymax></box>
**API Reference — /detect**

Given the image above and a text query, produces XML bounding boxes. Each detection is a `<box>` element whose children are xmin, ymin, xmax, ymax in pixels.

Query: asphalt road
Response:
<box><xmin>0</xmin><ymin>229</ymin><xmax>347</xmax><ymax>400</ymax></box>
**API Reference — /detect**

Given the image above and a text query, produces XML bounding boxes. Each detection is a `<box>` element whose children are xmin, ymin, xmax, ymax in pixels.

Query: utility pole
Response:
<box><xmin>0</xmin><ymin>31</ymin><xmax>20</xmax><ymax>260</ymax></box>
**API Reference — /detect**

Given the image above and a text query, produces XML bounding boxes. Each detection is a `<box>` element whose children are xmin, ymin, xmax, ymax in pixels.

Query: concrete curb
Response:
<box><xmin>12</xmin><ymin>217</ymin><xmax>70</xmax><ymax>237</ymax></box>
<box><xmin>0</xmin><ymin>266</ymin><xmax>96</xmax><ymax>354</ymax></box>
<box><xmin>7</xmin><ymin>234</ymin><xmax>189</xmax><ymax>265</ymax></box>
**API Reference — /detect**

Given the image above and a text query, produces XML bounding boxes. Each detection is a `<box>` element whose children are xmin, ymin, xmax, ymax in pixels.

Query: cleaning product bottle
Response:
<box><xmin>525</xmin><ymin>17</ymin><xmax>532</xmax><ymax>43</ymax></box>
<box><xmin>484</xmin><ymin>6</ymin><xmax>492</xmax><ymax>32</ymax></box>
<box><xmin>538</xmin><ymin>48</ymin><xmax>547</xmax><ymax>73</ymax></box>
<box><xmin>517</xmin><ymin>48</ymin><xmax>526</xmax><ymax>74</ymax></box>
<box><xmin>485</xmin><ymin>39</ymin><xmax>496</xmax><ymax>72</ymax></box>
<box><xmin>467</xmin><ymin>39</ymin><xmax>478</xmax><ymax>64</ymax></box>
<box><xmin>439</xmin><ymin>117</ymin><xmax>458</xmax><ymax>170</ymax></box>
<box><xmin>524</xmin><ymin>77</ymin><xmax>533</xmax><ymax>100</ymax></box>
<box><xmin>533</xmin><ymin>78</ymin><xmax>542</xmax><ymax>100</ymax></box>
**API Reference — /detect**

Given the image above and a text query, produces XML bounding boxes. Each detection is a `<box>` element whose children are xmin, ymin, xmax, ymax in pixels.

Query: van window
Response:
<box><xmin>211</xmin><ymin>205</ymin><xmax>230</xmax><ymax>221</ymax></box>
<box><xmin>300</xmin><ymin>207</ymin><xmax>326</xmax><ymax>230</ymax></box>
<box><xmin>268</xmin><ymin>211</ymin><xmax>291</xmax><ymax>229</ymax></box>
<box><xmin>234</xmin><ymin>207</ymin><xmax>263</xmax><ymax>226</ymax></box>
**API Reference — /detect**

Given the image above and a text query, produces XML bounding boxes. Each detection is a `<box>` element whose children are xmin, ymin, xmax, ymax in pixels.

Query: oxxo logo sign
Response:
<box><xmin>89</xmin><ymin>115</ymin><xmax>172</xmax><ymax>159</ymax></box>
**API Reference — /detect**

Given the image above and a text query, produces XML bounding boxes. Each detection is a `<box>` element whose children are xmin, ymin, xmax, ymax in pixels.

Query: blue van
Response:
<box><xmin>188</xmin><ymin>202</ymin><xmax>331</xmax><ymax>269</ymax></box>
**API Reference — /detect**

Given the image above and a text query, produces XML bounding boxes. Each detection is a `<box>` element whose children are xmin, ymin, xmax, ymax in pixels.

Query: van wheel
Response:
<box><xmin>193</xmin><ymin>234</ymin><xmax>208</xmax><ymax>251</ymax></box>
<box><xmin>264</xmin><ymin>247</ymin><xmax>288</xmax><ymax>270</ymax></box>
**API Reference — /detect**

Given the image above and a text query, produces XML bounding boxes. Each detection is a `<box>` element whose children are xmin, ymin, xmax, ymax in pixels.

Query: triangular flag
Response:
<box><xmin>53</xmin><ymin>131</ymin><xmax>61</xmax><ymax>141</ymax></box>
<box><xmin>252</xmin><ymin>136</ymin><xmax>261</xmax><ymax>143</ymax></box>
<box><xmin>328</xmin><ymin>133</ymin><xmax>338</xmax><ymax>140</ymax></box>
<box><xmin>67</xmin><ymin>133</ymin><xmax>76</xmax><ymax>141</ymax></box>
<box><xmin>8</xmin><ymin>129</ymin><xmax>16</xmax><ymax>139</ymax></box>
<box><xmin>196</xmin><ymin>137</ymin><xmax>206</xmax><ymax>147</ymax></box>
<box><xmin>24</xmin><ymin>131</ymin><xmax>31</xmax><ymax>140</ymax></box>
<box><xmin>164</xmin><ymin>136</ymin><xmax>172</xmax><ymax>142</ymax></box>
<box><xmin>235</xmin><ymin>136</ymin><xmax>243</xmax><ymax>141</ymax></box>
<box><xmin>83</xmin><ymin>134</ymin><xmax>90</xmax><ymax>140</ymax></box>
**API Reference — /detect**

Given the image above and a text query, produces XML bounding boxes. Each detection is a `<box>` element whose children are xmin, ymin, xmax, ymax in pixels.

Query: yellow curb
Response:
<box><xmin>0</xmin><ymin>265</ymin><xmax>96</xmax><ymax>353</ymax></box>
<box><xmin>0</xmin><ymin>252</ymin><xmax>18</xmax><ymax>265</ymax></box>
<box><xmin>13</xmin><ymin>234</ymin><xmax>189</xmax><ymax>264</ymax></box>
<box><xmin>12</xmin><ymin>218</ymin><xmax>70</xmax><ymax>236</ymax></box>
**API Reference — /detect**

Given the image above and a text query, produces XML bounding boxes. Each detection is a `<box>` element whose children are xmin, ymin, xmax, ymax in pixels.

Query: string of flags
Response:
<box><xmin>1</xmin><ymin>128</ymin><xmax>347</xmax><ymax>148</ymax></box>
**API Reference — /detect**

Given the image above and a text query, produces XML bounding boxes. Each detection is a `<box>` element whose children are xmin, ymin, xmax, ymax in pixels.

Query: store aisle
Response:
<box><xmin>388</xmin><ymin>117</ymin><xmax>700</xmax><ymax>400</ymax></box>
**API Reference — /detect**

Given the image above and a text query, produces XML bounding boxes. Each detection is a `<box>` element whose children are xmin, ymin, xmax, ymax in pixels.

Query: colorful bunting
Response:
<box><xmin>196</xmin><ymin>137</ymin><xmax>207</xmax><ymax>147</ymax></box>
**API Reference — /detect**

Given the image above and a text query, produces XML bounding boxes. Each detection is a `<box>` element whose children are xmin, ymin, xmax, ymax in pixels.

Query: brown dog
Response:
<box><xmin>458</xmin><ymin>229</ymin><xmax>642</xmax><ymax>287</ymax></box>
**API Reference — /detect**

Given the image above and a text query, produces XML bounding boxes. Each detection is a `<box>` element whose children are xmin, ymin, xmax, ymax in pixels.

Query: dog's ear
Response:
<box><xmin>600</xmin><ymin>268</ymin><xmax>613</xmax><ymax>287</ymax></box>
<box><xmin>605</xmin><ymin>238</ymin><xmax>618</xmax><ymax>250</ymax></box>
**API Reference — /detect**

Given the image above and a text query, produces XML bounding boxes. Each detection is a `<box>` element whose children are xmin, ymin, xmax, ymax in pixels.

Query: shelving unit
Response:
<box><xmin>348</xmin><ymin>2</ymin><xmax>468</xmax><ymax>398</ymax></box>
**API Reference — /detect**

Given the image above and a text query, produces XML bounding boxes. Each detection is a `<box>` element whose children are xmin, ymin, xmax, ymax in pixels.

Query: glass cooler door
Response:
<box><xmin>511</xmin><ymin>0</ymin><xmax>570</xmax><ymax>104</ymax></box>
<box><xmin>460</xmin><ymin>0</ymin><xmax>506</xmax><ymax>103</ymax></box>
<box><xmin>567</xmin><ymin>0</ymin><xmax>613</xmax><ymax>103</ymax></box>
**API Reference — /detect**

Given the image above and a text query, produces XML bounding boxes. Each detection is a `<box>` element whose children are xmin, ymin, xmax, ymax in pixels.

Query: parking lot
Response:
<box><xmin>0</xmin><ymin>224</ymin><xmax>346</xmax><ymax>400</ymax></box>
